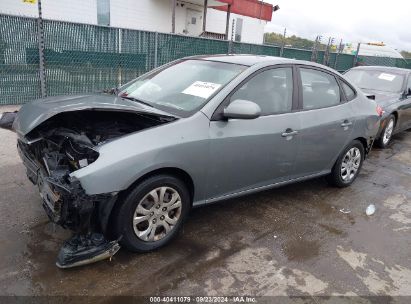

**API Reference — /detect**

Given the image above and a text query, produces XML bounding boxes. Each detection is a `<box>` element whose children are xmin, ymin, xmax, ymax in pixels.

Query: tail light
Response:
<box><xmin>376</xmin><ymin>105</ymin><xmax>384</xmax><ymax>117</ymax></box>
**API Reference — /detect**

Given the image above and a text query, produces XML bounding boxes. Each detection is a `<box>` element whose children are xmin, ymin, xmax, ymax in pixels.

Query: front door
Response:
<box><xmin>294</xmin><ymin>67</ymin><xmax>355</xmax><ymax>176</ymax></box>
<box><xmin>207</xmin><ymin>67</ymin><xmax>301</xmax><ymax>200</ymax></box>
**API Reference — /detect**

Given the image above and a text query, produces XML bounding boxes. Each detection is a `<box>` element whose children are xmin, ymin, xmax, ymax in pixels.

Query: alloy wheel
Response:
<box><xmin>340</xmin><ymin>147</ymin><xmax>361</xmax><ymax>182</ymax></box>
<box><xmin>133</xmin><ymin>186</ymin><xmax>182</xmax><ymax>242</ymax></box>
<box><xmin>382</xmin><ymin>118</ymin><xmax>394</xmax><ymax>145</ymax></box>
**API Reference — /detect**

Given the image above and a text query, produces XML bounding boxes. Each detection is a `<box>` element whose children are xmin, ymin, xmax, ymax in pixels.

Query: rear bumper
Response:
<box><xmin>375</xmin><ymin>120</ymin><xmax>386</xmax><ymax>140</ymax></box>
<box><xmin>365</xmin><ymin>136</ymin><xmax>375</xmax><ymax>156</ymax></box>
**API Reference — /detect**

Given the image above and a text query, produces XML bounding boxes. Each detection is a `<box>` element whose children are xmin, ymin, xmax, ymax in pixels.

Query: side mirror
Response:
<box><xmin>223</xmin><ymin>99</ymin><xmax>261</xmax><ymax>120</ymax></box>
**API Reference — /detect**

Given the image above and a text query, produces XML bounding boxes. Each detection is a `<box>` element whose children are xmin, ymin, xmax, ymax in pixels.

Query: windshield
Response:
<box><xmin>345</xmin><ymin>69</ymin><xmax>405</xmax><ymax>93</ymax></box>
<box><xmin>118</xmin><ymin>59</ymin><xmax>246</xmax><ymax>116</ymax></box>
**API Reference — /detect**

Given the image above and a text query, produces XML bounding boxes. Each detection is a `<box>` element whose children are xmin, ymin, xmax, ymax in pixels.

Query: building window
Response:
<box><xmin>97</xmin><ymin>0</ymin><xmax>110</xmax><ymax>26</ymax></box>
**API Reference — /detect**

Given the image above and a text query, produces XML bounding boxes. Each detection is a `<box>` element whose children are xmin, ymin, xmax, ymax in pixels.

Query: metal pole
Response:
<box><xmin>313</xmin><ymin>35</ymin><xmax>322</xmax><ymax>62</ymax></box>
<box><xmin>154</xmin><ymin>32</ymin><xmax>158</xmax><ymax>68</ymax></box>
<box><xmin>202</xmin><ymin>0</ymin><xmax>208</xmax><ymax>33</ymax></box>
<box><xmin>228</xmin><ymin>18</ymin><xmax>235</xmax><ymax>54</ymax></box>
<box><xmin>171</xmin><ymin>0</ymin><xmax>176</xmax><ymax>33</ymax></box>
<box><xmin>280</xmin><ymin>28</ymin><xmax>286</xmax><ymax>57</ymax></box>
<box><xmin>334</xmin><ymin>39</ymin><xmax>343</xmax><ymax>69</ymax></box>
<box><xmin>118</xmin><ymin>28</ymin><xmax>122</xmax><ymax>87</ymax></box>
<box><xmin>353</xmin><ymin>42</ymin><xmax>361</xmax><ymax>67</ymax></box>
<box><xmin>231</xmin><ymin>18</ymin><xmax>235</xmax><ymax>41</ymax></box>
<box><xmin>326</xmin><ymin>37</ymin><xmax>334</xmax><ymax>66</ymax></box>
<box><xmin>37</xmin><ymin>0</ymin><xmax>46</xmax><ymax>98</ymax></box>
<box><xmin>323</xmin><ymin>37</ymin><xmax>331</xmax><ymax>65</ymax></box>
<box><xmin>311</xmin><ymin>36</ymin><xmax>318</xmax><ymax>62</ymax></box>
<box><xmin>225</xmin><ymin>4</ymin><xmax>231</xmax><ymax>40</ymax></box>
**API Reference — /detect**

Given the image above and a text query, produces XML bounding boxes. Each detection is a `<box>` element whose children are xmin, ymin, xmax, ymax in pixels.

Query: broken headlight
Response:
<box><xmin>63</xmin><ymin>139</ymin><xmax>99</xmax><ymax>171</ymax></box>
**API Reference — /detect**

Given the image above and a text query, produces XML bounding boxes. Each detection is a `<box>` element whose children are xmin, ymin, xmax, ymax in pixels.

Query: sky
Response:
<box><xmin>263</xmin><ymin>0</ymin><xmax>411</xmax><ymax>51</ymax></box>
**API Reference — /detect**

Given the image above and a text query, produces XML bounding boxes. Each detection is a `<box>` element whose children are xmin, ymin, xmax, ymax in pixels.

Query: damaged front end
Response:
<box><xmin>13</xmin><ymin>109</ymin><xmax>175</xmax><ymax>268</ymax></box>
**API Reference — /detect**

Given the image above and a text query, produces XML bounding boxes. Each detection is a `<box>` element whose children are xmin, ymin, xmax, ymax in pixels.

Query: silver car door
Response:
<box><xmin>206</xmin><ymin>66</ymin><xmax>301</xmax><ymax>200</ymax></box>
<box><xmin>293</xmin><ymin>66</ymin><xmax>356</xmax><ymax>177</ymax></box>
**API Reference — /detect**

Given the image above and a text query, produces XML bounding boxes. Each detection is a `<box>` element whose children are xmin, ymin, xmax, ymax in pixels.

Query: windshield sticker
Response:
<box><xmin>378</xmin><ymin>73</ymin><xmax>396</xmax><ymax>81</ymax></box>
<box><xmin>182</xmin><ymin>81</ymin><xmax>222</xmax><ymax>99</ymax></box>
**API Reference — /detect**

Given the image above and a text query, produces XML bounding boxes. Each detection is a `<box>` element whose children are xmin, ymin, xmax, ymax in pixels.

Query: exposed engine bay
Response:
<box><xmin>4</xmin><ymin>109</ymin><xmax>175</xmax><ymax>268</ymax></box>
<box><xmin>26</xmin><ymin>110</ymin><xmax>173</xmax><ymax>175</ymax></box>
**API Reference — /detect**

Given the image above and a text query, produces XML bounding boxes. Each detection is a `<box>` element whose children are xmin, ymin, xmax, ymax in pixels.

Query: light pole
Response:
<box><xmin>37</xmin><ymin>0</ymin><xmax>46</xmax><ymax>97</ymax></box>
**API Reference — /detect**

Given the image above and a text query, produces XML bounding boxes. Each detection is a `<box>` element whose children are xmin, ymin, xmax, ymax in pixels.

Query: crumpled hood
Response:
<box><xmin>13</xmin><ymin>94</ymin><xmax>176</xmax><ymax>136</ymax></box>
<box><xmin>360</xmin><ymin>89</ymin><xmax>401</xmax><ymax>107</ymax></box>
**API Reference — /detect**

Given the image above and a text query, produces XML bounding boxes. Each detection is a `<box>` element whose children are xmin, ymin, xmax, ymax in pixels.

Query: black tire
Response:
<box><xmin>113</xmin><ymin>174</ymin><xmax>191</xmax><ymax>252</ymax></box>
<box><xmin>327</xmin><ymin>140</ymin><xmax>365</xmax><ymax>188</ymax></box>
<box><xmin>375</xmin><ymin>114</ymin><xmax>396</xmax><ymax>148</ymax></box>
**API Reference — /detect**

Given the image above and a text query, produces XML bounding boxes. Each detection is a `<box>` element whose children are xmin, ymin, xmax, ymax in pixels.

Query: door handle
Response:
<box><xmin>341</xmin><ymin>121</ymin><xmax>353</xmax><ymax>127</ymax></box>
<box><xmin>281</xmin><ymin>129</ymin><xmax>299</xmax><ymax>137</ymax></box>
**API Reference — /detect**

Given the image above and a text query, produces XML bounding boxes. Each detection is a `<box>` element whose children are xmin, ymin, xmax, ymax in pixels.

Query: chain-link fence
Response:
<box><xmin>0</xmin><ymin>13</ymin><xmax>410</xmax><ymax>105</ymax></box>
<box><xmin>357</xmin><ymin>55</ymin><xmax>411</xmax><ymax>70</ymax></box>
<box><xmin>0</xmin><ymin>15</ymin><xmax>42</xmax><ymax>104</ymax></box>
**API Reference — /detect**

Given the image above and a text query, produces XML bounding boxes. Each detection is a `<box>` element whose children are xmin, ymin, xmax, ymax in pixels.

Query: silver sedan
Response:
<box><xmin>2</xmin><ymin>55</ymin><xmax>381</xmax><ymax>268</ymax></box>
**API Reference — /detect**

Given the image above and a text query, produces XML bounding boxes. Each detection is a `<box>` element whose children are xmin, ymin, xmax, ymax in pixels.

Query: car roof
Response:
<box><xmin>349</xmin><ymin>65</ymin><xmax>411</xmax><ymax>75</ymax></box>
<box><xmin>185</xmin><ymin>54</ymin><xmax>338</xmax><ymax>73</ymax></box>
<box><xmin>195</xmin><ymin>54</ymin><xmax>293</xmax><ymax>66</ymax></box>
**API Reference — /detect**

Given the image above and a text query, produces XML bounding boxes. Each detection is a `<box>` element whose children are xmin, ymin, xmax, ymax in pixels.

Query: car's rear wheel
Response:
<box><xmin>113</xmin><ymin>174</ymin><xmax>190</xmax><ymax>252</ymax></box>
<box><xmin>327</xmin><ymin>140</ymin><xmax>364</xmax><ymax>188</ymax></box>
<box><xmin>376</xmin><ymin>114</ymin><xmax>395</xmax><ymax>148</ymax></box>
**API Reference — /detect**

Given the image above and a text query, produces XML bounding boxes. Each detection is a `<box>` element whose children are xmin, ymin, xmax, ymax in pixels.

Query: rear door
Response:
<box><xmin>293</xmin><ymin>66</ymin><xmax>356</xmax><ymax>177</ymax></box>
<box><xmin>207</xmin><ymin>66</ymin><xmax>301</xmax><ymax>199</ymax></box>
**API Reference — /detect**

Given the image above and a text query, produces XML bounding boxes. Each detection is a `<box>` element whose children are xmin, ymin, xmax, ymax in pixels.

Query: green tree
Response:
<box><xmin>401</xmin><ymin>50</ymin><xmax>411</xmax><ymax>59</ymax></box>
<box><xmin>264</xmin><ymin>32</ymin><xmax>326</xmax><ymax>50</ymax></box>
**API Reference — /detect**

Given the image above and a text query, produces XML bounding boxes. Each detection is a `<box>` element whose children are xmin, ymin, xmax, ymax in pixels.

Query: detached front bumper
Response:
<box><xmin>17</xmin><ymin>140</ymin><xmax>117</xmax><ymax>234</ymax></box>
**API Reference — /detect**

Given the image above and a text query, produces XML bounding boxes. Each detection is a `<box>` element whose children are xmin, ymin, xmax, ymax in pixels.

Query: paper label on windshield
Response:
<box><xmin>378</xmin><ymin>73</ymin><xmax>396</xmax><ymax>81</ymax></box>
<box><xmin>182</xmin><ymin>81</ymin><xmax>221</xmax><ymax>99</ymax></box>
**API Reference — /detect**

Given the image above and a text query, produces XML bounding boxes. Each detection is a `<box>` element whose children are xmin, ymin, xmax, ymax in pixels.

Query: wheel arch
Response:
<box><xmin>391</xmin><ymin>111</ymin><xmax>398</xmax><ymax>127</ymax></box>
<box><xmin>128</xmin><ymin>167</ymin><xmax>195</xmax><ymax>202</ymax></box>
<box><xmin>104</xmin><ymin>167</ymin><xmax>195</xmax><ymax>238</ymax></box>
<box><xmin>353</xmin><ymin>137</ymin><xmax>369</xmax><ymax>156</ymax></box>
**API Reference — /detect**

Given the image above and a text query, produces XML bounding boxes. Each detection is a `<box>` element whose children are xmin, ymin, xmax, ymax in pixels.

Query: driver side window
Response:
<box><xmin>229</xmin><ymin>67</ymin><xmax>293</xmax><ymax>115</ymax></box>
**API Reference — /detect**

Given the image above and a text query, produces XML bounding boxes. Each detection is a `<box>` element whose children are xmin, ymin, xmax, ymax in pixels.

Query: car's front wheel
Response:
<box><xmin>327</xmin><ymin>140</ymin><xmax>364</xmax><ymax>187</ymax></box>
<box><xmin>113</xmin><ymin>174</ymin><xmax>190</xmax><ymax>252</ymax></box>
<box><xmin>376</xmin><ymin>114</ymin><xmax>395</xmax><ymax>148</ymax></box>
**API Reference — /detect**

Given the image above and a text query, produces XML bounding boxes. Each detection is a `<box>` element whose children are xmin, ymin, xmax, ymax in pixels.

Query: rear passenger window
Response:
<box><xmin>300</xmin><ymin>68</ymin><xmax>341</xmax><ymax>110</ymax></box>
<box><xmin>341</xmin><ymin>81</ymin><xmax>356</xmax><ymax>101</ymax></box>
